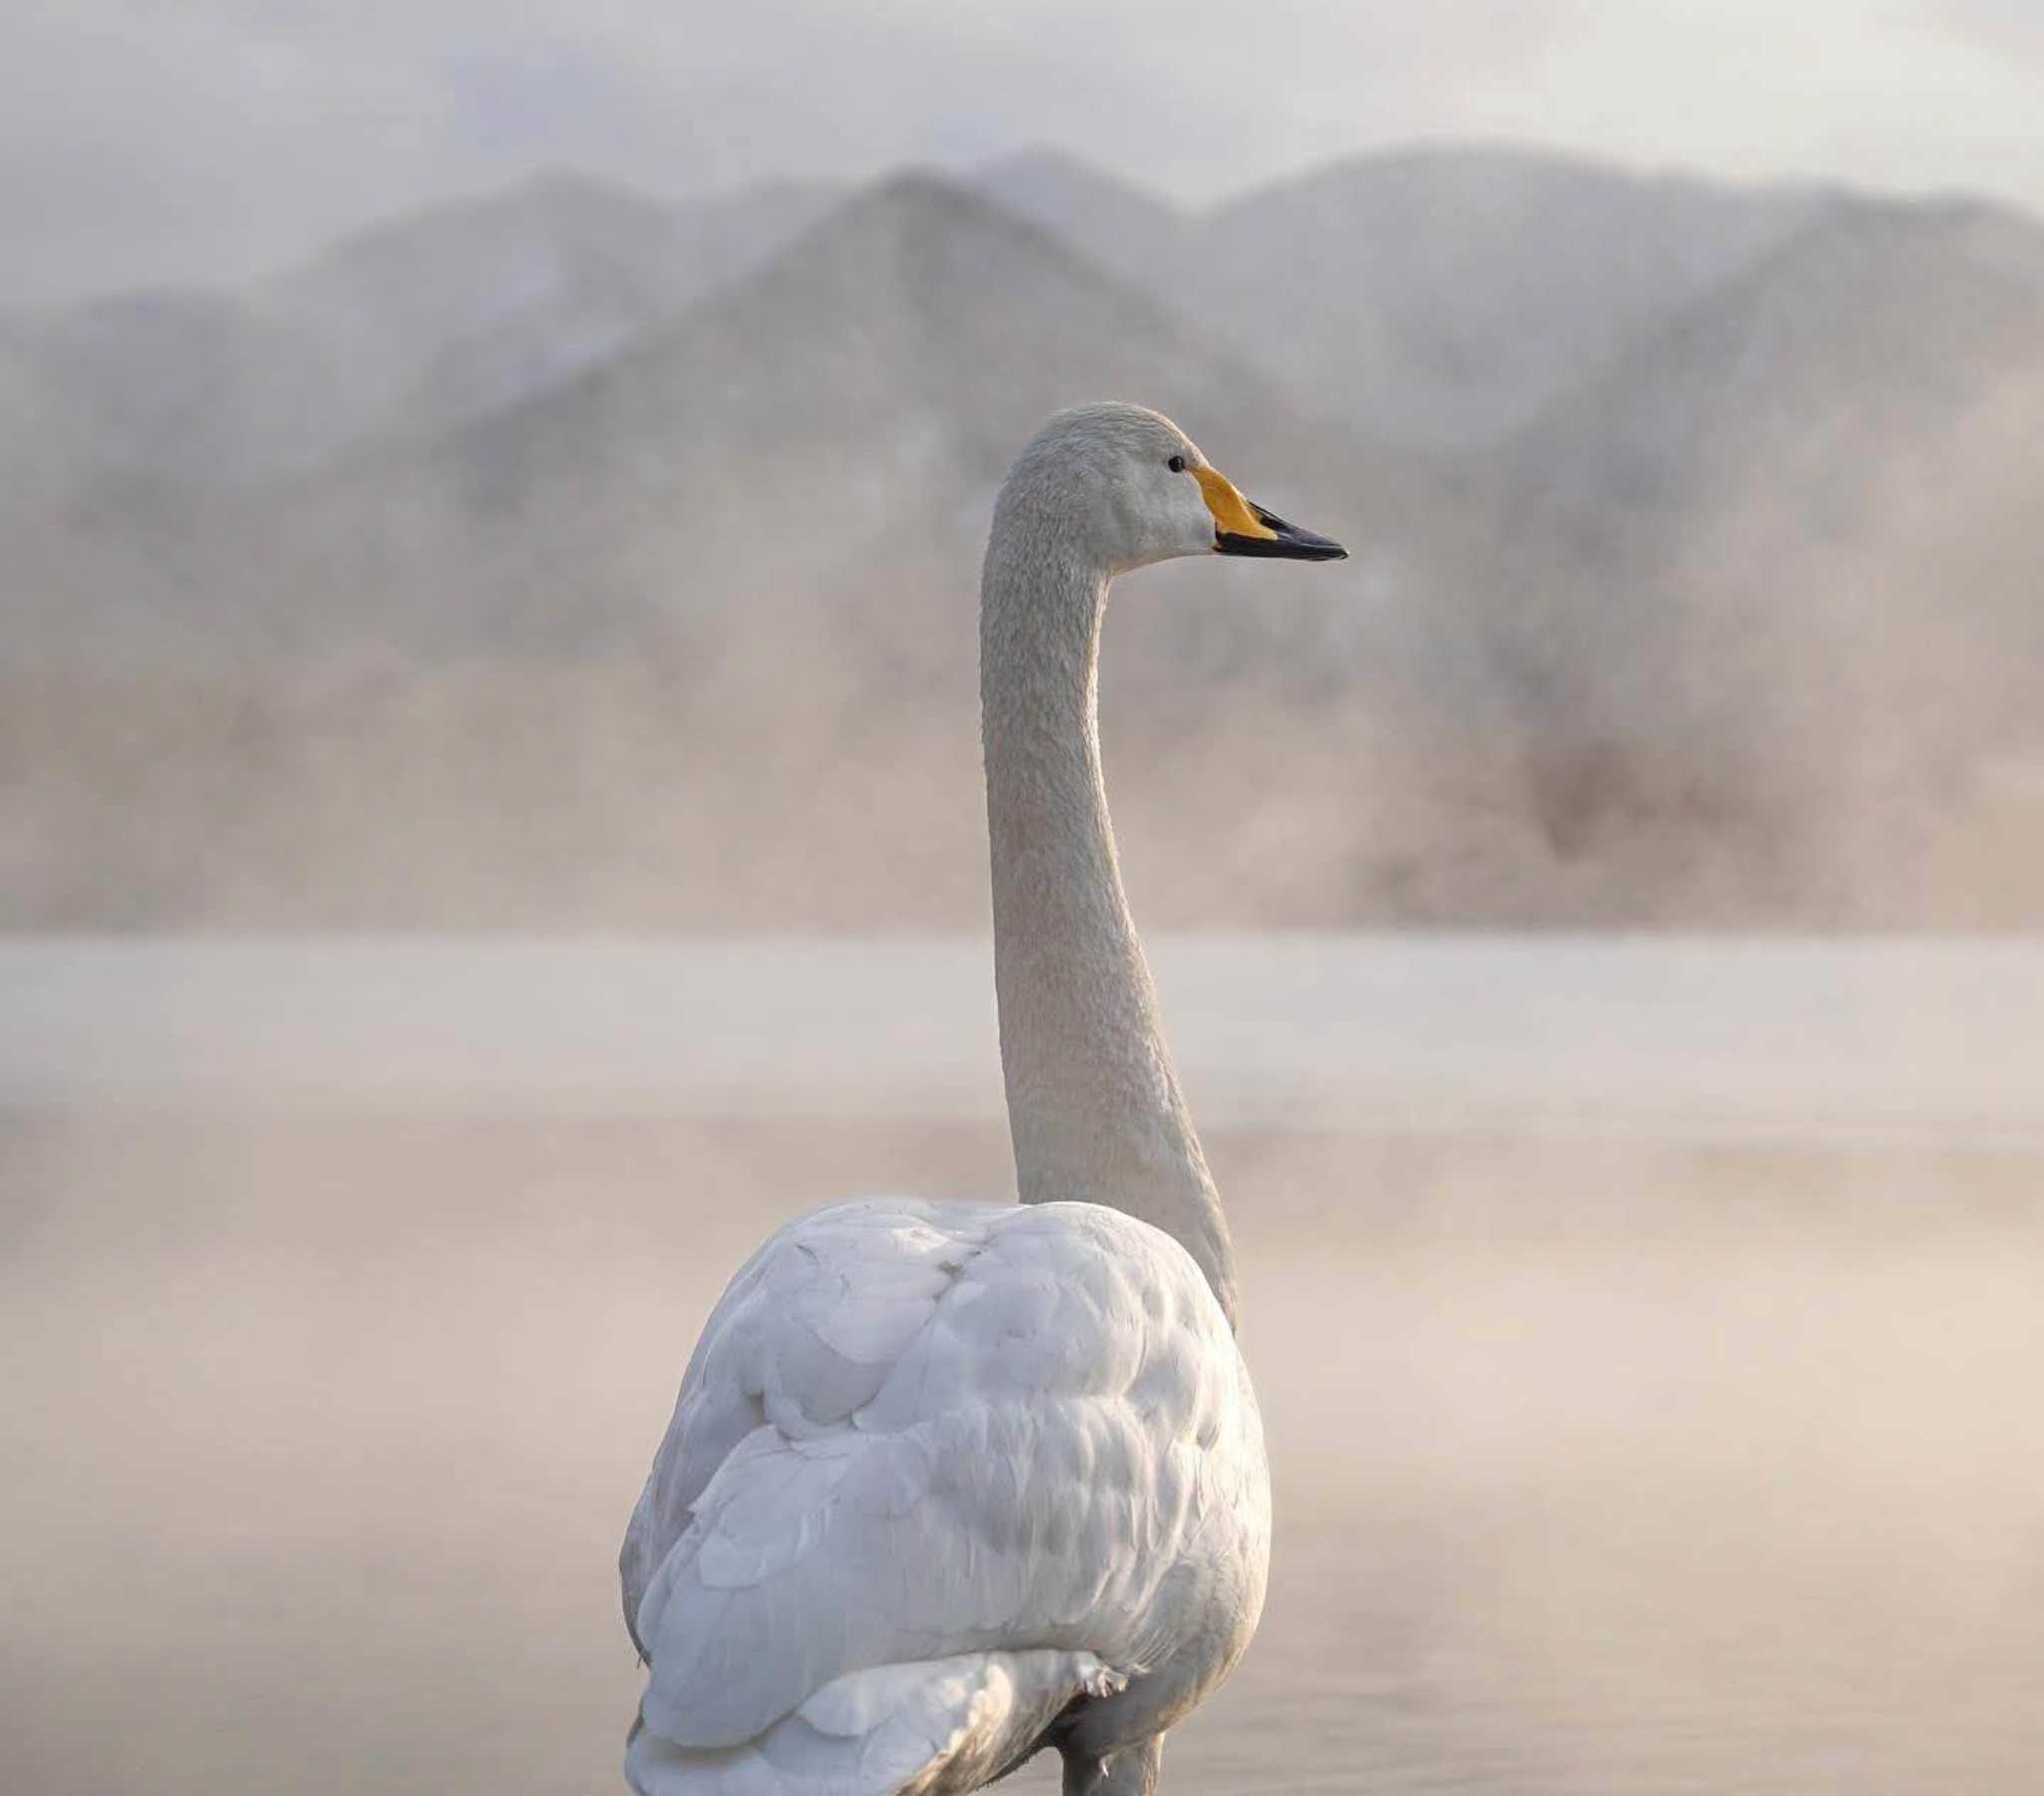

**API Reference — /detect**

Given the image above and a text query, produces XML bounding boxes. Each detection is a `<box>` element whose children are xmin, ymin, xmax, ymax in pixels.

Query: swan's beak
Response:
<box><xmin>1215</xmin><ymin>500</ymin><xmax>1347</xmax><ymax>561</ymax></box>
<box><xmin>1192</xmin><ymin>465</ymin><xmax>1347</xmax><ymax>561</ymax></box>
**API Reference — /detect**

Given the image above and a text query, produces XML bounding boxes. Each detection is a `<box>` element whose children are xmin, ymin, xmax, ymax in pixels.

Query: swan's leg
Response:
<box><xmin>1060</xmin><ymin>1733</ymin><xmax>1163</xmax><ymax>1796</ymax></box>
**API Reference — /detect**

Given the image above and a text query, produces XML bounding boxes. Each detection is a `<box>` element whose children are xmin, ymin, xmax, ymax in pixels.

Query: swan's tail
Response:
<box><xmin>626</xmin><ymin>1650</ymin><xmax>1124</xmax><ymax>1796</ymax></box>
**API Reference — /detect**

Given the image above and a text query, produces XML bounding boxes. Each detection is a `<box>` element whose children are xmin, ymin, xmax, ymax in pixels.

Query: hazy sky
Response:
<box><xmin>6</xmin><ymin>0</ymin><xmax>2043</xmax><ymax>303</ymax></box>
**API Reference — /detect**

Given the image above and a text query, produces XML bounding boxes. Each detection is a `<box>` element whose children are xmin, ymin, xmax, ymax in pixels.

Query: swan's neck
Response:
<box><xmin>980</xmin><ymin>529</ymin><xmax>1238</xmax><ymax>1328</ymax></box>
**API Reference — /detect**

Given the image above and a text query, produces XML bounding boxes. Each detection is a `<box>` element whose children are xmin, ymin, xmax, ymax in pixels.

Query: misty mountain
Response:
<box><xmin>1501</xmin><ymin>195</ymin><xmax>2044</xmax><ymax>539</ymax></box>
<box><xmin>111</xmin><ymin>174</ymin><xmax>1348</xmax><ymax>652</ymax></box>
<box><xmin>1191</xmin><ymin>145</ymin><xmax>1830</xmax><ymax>447</ymax></box>
<box><xmin>965</xmin><ymin>145</ymin><xmax>1831</xmax><ymax>448</ymax></box>
<box><xmin>1488</xmin><ymin>196</ymin><xmax>2044</xmax><ymax>919</ymax></box>
<box><xmin>296</xmin><ymin>170</ymin><xmax>843</xmax><ymax>437</ymax></box>
<box><xmin>0</xmin><ymin>143</ymin><xmax>1837</xmax><ymax>501</ymax></box>
<box><xmin>0</xmin><ymin>287</ymin><xmax>335</xmax><ymax>495</ymax></box>
<box><xmin>971</xmin><ymin>149</ymin><xmax>1196</xmax><ymax>289</ymax></box>
<box><xmin>2</xmin><ymin>172</ymin><xmax>1507</xmax><ymax>925</ymax></box>
<box><xmin>35</xmin><ymin>169</ymin><xmax>1482</xmax><ymax>770</ymax></box>
<box><xmin>7</xmin><ymin>151</ymin><xmax>2044</xmax><ymax>927</ymax></box>
<box><xmin>0</xmin><ymin>169</ymin><xmax>840</xmax><ymax>486</ymax></box>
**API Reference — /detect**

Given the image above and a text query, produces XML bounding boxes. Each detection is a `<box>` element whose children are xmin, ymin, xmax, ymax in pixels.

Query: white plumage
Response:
<box><xmin>622</xmin><ymin>1201</ymin><xmax>1265</xmax><ymax>1794</ymax></box>
<box><xmin>620</xmin><ymin>405</ymin><xmax>1343</xmax><ymax>1795</ymax></box>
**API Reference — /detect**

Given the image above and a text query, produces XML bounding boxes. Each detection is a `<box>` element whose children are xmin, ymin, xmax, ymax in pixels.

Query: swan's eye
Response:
<box><xmin>1167</xmin><ymin>454</ymin><xmax>1186</xmax><ymax>474</ymax></box>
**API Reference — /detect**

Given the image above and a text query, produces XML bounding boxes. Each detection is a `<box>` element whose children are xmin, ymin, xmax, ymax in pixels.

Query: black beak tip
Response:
<box><xmin>1285</xmin><ymin>537</ymin><xmax>1347</xmax><ymax>562</ymax></box>
<box><xmin>1216</xmin><ymin>521</ymin><xmax>1348</xmax><ymax>561</ymax></box>
<box><xmin>1216</xmin><ymin>502</ymin><xmax>1348</xmax><ymax>562</ymax></box>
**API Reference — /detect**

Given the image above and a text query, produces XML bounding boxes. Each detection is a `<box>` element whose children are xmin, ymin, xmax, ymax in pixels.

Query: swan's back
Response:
<box><xmin>619</xmin><ymin>1196</ymin><xmax>1268</xmax><ymax>1790</ymax></box>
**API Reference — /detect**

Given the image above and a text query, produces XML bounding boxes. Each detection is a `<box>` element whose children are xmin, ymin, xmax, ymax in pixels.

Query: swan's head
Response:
<box><xmin>999</xmin><ymin>402</ymin><xmax>1345</xmax><ymax>575</ymax></box>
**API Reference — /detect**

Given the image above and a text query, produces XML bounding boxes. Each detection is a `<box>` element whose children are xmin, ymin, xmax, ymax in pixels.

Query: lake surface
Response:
<box><xmin>4</xmin><ymin>936</ymin><xmax>2041</xmax><ymax>1793</ymax></box>
<box><xmin>7</xmin><ymin>934</ymin><xmax>2044</xmax><ymax>1139</ymax></box>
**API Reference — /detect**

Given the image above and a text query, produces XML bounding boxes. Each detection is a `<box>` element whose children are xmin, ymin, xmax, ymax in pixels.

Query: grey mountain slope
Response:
<box><xmin>260</xmin><ymin>167</ymin><xmax>837</xmax><ymax>447</ymax></box>
<box><xmin>0</xmin><ymin>143</ymin><xmax>1877</xmax><ymax>498</ymax></box>
<box><xmin>0</xmin><ymin>170</ymin><xmax>1504</xmax><ymax>935</ymax></box>
<box><xmin>4</xmin><ymin>173</ymin><xmax>1518</xmax><ymax>927</ymax></box>
<box><xmin>1486</xmin><ymin>196</ymin><xmax>2044</xmax><ymax>916</ymax></box>
<box><xmin>0</xmin><ymin>170</ymin><xmax>840</xmax><ymax>485</ymax></box>
<box><xmin>270</xmin><ymin>169</ymin><xmax>702</xmax><ymax>349</ymax></box>
<box><xmin>331</xmin><ymin>171</ymin><xmax>843</xmax><ymax>435</ymax></box>
<box><xmin>124</xmin><ymin>172</ymin><xmax>1442</xmax><ymax>668</ymax></box>
<box><xmin>12</xmin><ymin>157</ymin><xmax>2044</xmax><ymax>925</ymax></box>
<box><xmin>0</xmin><ymin>287</ymin><xmax>338</xmax><ymax>492</ymax></box>
<box><xmin>400</xmin><ymin>168</ymin><xmax>1318</xmax><ymax>525</ymax></box>
<box><xmin>1188</xmin><ymin>144</ymin><xmax>1830</xmax><ymax>446</ymax></box>
<box><xmin>971</xmin><ymin>149</ymin><xmax>1196</xmax><ymax>289</ymax></box>
<box><xmin>1499</xmin><ymin>194</ymin><xmax>2044</xmax><ymax>536</ymax></box>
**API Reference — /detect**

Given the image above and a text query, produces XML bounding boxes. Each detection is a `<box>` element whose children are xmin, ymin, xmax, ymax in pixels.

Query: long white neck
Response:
<box><xmin>980</xmin><ymin>515</ymin><xmax>1239</xmax><ymax>1328</ymax></box>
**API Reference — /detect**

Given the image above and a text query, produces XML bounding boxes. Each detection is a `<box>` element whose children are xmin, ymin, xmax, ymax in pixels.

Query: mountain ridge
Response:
<box><xmin>7</xmin><ymin>147</ymin><xmax>2044</xmax><ymax>926</ymax></box>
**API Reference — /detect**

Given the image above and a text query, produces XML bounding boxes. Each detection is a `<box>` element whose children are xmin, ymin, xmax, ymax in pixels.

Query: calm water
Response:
<box><xmin>7</xmin><ymin>934</ymin><xmax>2044</xmax><ymax>1137</ymax></box>
<box><xmin>4</xmin><ymin>938</ymin><xmax>2042</xmax><ymax>1792</ymax></box>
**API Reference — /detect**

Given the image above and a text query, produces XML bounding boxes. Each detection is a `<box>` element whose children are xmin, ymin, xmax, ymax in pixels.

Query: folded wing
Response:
<box><xmin>626</xmin><ymin>1650</ymin><xmax>1126</xmax><ymax>1796</ymax></box>
<box><xmin>620</xmin><ymin>1198</ymin><xmax>1252</xmax><ymax>1757</ymax></box>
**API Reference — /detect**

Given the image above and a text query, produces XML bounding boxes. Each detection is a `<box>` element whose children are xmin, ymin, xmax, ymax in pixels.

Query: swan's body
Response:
<box><xmin>621</xmin><ymin>404</ymin><xmax>1343</xmax><ymax>1796</ymax></box>
<box><xmin>620</xmin><ymin>1198</ymin><xmax>1262</xmax><ymax>1796</ymax></box>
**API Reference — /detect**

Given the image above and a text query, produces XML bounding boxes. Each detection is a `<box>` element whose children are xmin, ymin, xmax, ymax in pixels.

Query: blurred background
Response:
<box><xmin>5</xmin><ymin>3</ymin><xmax>2043</xmax><ymax>1792</ymax></box>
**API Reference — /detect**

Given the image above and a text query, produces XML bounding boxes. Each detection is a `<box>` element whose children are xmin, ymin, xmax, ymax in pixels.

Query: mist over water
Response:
<box><xmin>5</xmin><ymin>942</ymin><xmax>2041</xmax><ymax>1794</ymax></box>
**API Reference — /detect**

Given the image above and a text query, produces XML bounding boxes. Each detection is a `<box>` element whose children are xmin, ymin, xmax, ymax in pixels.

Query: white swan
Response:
<box><xmin>620</xmin><ymin>403</ymin><xmax>1345</xmax><ymax>1796</ymax></box>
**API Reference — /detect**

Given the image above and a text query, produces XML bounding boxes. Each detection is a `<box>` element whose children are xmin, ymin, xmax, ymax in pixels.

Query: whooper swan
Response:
<box><xmin>620</xmin><ymin>403</ymin><xmax>1346</xmax><ymax>1796</ymax></box>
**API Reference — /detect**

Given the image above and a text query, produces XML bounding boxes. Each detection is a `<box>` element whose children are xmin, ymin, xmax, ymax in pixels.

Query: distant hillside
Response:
<box><xmin>1487</xmin><ymin>197</ymin><xmax>2044</xmax><ymax>921</ymax></box>
<box><xmin>0</xmin><ymin>145</ymin><xmax>1839</xmax><ymax>496</ymax></box>
<box><xmin>972</xmin><ymin>149</ymin><xmax>1195</xmax><ymax>289</ymax></box>
<box><xmin>0</xmin><ymin>287</ymin><xmax>335</xmax><ymax>492</ymax></box>
<box><xmin>0</xmin><ymin>170</ymin><xmax>839</xmax><ymax>485</ymax></box>
<box><xmin>351</xmin><ymin>172</ymin><xmax>844</xmax><ymax>435</ymax></box>
<box><xmin>6</xmin><ymin>151</ymin><xmax>2044</xmax><ymax>928</ymax></box>
<box><xmin>39</xmin><ymin>173</ymin><xmax>1386</xmax><ymax>655</ymax></box>
<box><xmin>961</xmin><ymin>145</ymin><xmax>1829</xmax><ymax>448</ymax></box>
<box><xmin>0</xmin><ymin>174</ymin><xmax>1515</xmax><ymax>926</ymax></box>
<box><xmin>1192</xmin><ymin>145</ymin><xmax>1829</xmax><ymax>446</ymax></box>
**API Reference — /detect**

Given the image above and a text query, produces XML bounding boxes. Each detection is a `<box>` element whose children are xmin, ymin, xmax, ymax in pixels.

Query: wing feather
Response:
<box><xmin>626</xmin><ymin>1650</ymin><xmax>1126</xmax><ymax>1796</ymax></box>
<box><xmin>621</xmin><ymin>1197</ymin><xmax>1259</xmax><ymax>1756</ymax></box>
